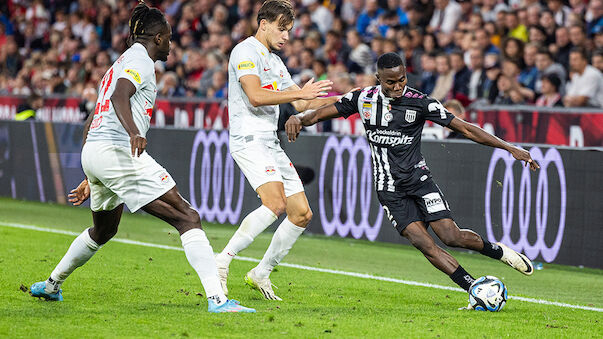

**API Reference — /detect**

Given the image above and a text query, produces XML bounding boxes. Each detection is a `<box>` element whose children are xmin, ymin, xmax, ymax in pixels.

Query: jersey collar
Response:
<box><xmin>249</xmin><ymin>36</ymin><xmax>270</xmax><ymax>56</ymax></box>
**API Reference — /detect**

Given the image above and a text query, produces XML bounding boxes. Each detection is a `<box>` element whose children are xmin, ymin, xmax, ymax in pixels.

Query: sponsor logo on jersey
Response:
<box><xmin>279</xmin><ymin>70</ymin><xmax>284</xmax><ymax>78</ymax></box>
<box><xmin>124</xmin><ymin>69</ymin><xmax>141</xmax><ymax>84</ymax></box>
<box><xmin>366</xmin><ymin>129</ymin><xmax>413</xmax><ymax>146</ymax></box>
<box><xmin>405</xmin><ymin>109</ymin><xmax>416</xmax><ymax>123</ymax></box>
<box><xmin>238</xmin><ymin>61</ymin><xmax>255</xmax><ymax>70</ymax></box>
<box><xmin>265</xmin><ymin>166</ymin><xmax>276</xmax><ymax>174</ymax></box>
<box><xmin>263</xmin><ymin>67</ymin><xmax>271</xmax><ymax>71</ymax></box>
<box><xmin>262</xmin><ymin>81</ymin><xmax>278</xmax><ymax>91</ymax></box>
<box><xmin>362</xmin><ymin>103</ymin><xmax>372</xmax><ymax>119</ymax></box>
<box><xmin>420</xmin><ymin>175</ymin><xmax>428</xmax><ymax>181</ymax></box>
<box><xmin>422</xmin><ymin>192</ymin><xmax>446</xmax><ymax>213</ymax></box>
<box><xmin>159</xmin><ymin>172</ymin><xmax>170</xmax><ymax>183</ymax></box>
<box><xmin>384</xmin><ymin>112</ymin><xmax>393</xmax><ymax>122</ymax></box>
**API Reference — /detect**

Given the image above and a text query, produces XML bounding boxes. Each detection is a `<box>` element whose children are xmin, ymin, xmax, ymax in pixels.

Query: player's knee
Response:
<box><xmin>90</xmin><ymin>226</ymin><xmax>117</xmax><ymax>245</ymax></box>
<box><xmin>290</xmin><ymin>206</ymin><xmax>313</xmax><ymax>226</ymax></box>
<box><xmin>264</xmin><ymin>199</ymin><xmax>287</xmax><ymax>217</ymax></box>
<box><xmin>440</xmin><ymin>232</ymin><xmax>462</xmax><ymax>247</ymax></box>
<box><xmin>183</xmin><ymin>208</ymin><xmax>201</xmax><ymax>226</ymax></box>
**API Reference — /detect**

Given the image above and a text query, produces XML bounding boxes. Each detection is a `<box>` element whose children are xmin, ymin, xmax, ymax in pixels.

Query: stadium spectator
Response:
<box><xmin>443</xmin><ymin>99</ymin><xmax>466</xmax><ymax>139</ymax></box>
<box><xmin>429</xmin><ymin>0</ymin><xmax>462</xmax><ymax>34</ymax></box>
<box><xmin>564</xmin><ymin>47</ymin><xmax>603</xmax><ymax>107</ymax></box>
<box><xmin>519</xmin><ymin>43</ymin><xmax>539</xmax><ymax>91</ymax></box>
<box><xmin>593</xmin><ymin>49</ymin><xmax>603</xmax><ymax>72</ymax></box>
<box><xmin>501</xmin><ymin>37</ymin><xmax>525</xmax><ymax>68</ymax></box>
<box><xmin>356</xmin><ymin>0</ymin><xmax>384</xmax><ymax>40</ymax></box>
<box><xmin>553</xmin><ymin>27</ymin><xmax>573</xmax><ymax>69</ymax></box>
<box><xmin>587</xmin><ymin>0</ymin><xmax>603</xmax><ymax>36</ymax></box>
<box><xmin>534</xmin><ymin>48</ymin><xmax>567</xmax><ymax>94</ymax></box>
<box><xmin>505</xmin><ymin>10</ymin><xmax>528</xmax><ymax>42</ymax></box>
<box><xmin>495</xmin><ymin>74</ymin><xmax>525</xmax><ymax>104</ymax></box>
<box><xmin>569</xmin><ymin>25</ymin><xmax>590</xmax><ymax>54</ymax></box>
<box><xmin>535</xmin><ymin>73</ymin><xmax>563</xmax><ymax>107</ymax></box>
<box><xmin>547</xmin><ymin>0</ymin><xmax>572</xmax><ymax>27</ymax></box>
<box><xmin>346</xmin><ymin>30</ymin><xmax>373</xmax><ymax>74</ymax></box>
<box><xmin>15</xmin><ymin>93</ymin><xmax>43</xmax><ymax>121</ymax></box>
<box><xmin>431</xmin><ymin>53</ymin><xmax>454</xmax><ymax>101</ymax></box>
<box><xmin>450</xmin><ymin>50</ymin><xmax>470</xmax><ymax>100</ymax></box>
<box><xmin>468</xmin><ymin>48</ymin><xmax>487</xmax><ymax>101</ymax></box>
<box><xmin>539</xmin><ymin>10</ymin><xmax>557</xmax><ymax>43</ymax></box>
<box><xmin>482</xmin><ymin>62</ymin><xmax>501</xmax><ymax>103</ymax></box>
<box><xmin>419</xmin><ymin>52</ymin><xmax>437</xmax><ymax>95</ymax></box>
<box><xmin>475</xmin><ymin>29</ymin><xmax>500</xmax><ymax>55</ymax></box>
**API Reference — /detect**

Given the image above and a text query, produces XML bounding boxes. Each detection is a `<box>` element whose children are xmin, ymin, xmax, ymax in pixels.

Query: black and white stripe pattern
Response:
<box><xmin>358</xmin><ymin>86</ymin><xmax>402</xmax><ymax>192</ymax></box>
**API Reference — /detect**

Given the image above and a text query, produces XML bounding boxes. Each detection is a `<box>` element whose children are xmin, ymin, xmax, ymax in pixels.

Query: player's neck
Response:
<box><xmin>253</xmin><ymin>33</ymin><xmax>272</xmax><ymax>53</ymax></box>
<box><xmin>134</xmin><ymin>40</ymin><xmax>158</xmax><ymax>62</ymax></box>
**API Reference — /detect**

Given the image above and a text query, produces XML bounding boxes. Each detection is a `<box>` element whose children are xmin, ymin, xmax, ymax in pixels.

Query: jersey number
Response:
<box><xmin>428</xmin><ymin>102</ymin><xmax>448</xmax><ymax>120</ymax></box>
<box><xmin>94</xmin><ymin>68</ymin><xmax>114</xmax><ymax>116</ymax></box>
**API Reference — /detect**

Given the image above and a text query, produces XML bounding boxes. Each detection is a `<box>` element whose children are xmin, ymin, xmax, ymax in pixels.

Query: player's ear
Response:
<box><xmin>259</xmin><ymin>19</ymin><xmax>267</xmax><ymax>31</ymax></box>
<box><xmin>154</xmin><ymin>32</ymin><xmax>162</xmax><ymax>46</ymax></box>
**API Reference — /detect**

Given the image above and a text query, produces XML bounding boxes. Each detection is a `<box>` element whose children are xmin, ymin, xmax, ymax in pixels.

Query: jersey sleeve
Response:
<box><xmin>334</xmin><ymin>90</ymin><xmax>361</xmax><ymax>118</ymax></box>
<box><xmin>117</xmin><ymin>56</ymin><xmax>154</xmax><ymax>91</ymax></box>
<box><xmin>422</xmin><ymin>97</ymin><xmax>455</xmax><ymax>126</ymax></box>
<box><xmin>231</xmin><ymin>44</ymin><xmax>261</xmax><ymax>80</ymax></box>
<box><xmin>279</xmin><ymin>59</ymin><xmax>295</xmax><ymax>89</ymax></box>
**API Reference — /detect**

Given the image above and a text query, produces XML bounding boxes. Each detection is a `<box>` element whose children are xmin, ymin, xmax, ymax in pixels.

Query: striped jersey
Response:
<box><xmin>334</xmin><ymin>85</ymin><xmax>455</xmax><ymax>192</ymax></box>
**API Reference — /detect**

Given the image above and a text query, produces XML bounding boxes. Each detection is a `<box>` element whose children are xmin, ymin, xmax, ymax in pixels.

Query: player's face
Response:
<box><xmin>157</xmin><ymin>23</ymin><xmax>172</xmax><ymax>62</ymax></box>
<box><xmin>377</xmin><ymin>66</ymin><xmax>407</xmax><ymax>98</ymax></box>
<box><xmin>265</xmin><ymin>17</ymin><xmax>293</xmax><ymax>52</ymax></box>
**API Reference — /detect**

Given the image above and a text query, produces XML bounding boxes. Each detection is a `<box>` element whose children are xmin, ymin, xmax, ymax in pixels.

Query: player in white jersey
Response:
<box><xmin>29</xmin><ymin>2</ymin><xmax>254</xmax><ymax>313</ymax></box>
<box><xmin>214</xmin><ymin>0</ymin><xmax>339</xmax><ymax>300</ymax></box>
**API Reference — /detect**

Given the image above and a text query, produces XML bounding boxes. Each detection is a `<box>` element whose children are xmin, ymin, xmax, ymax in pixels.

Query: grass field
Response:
<box><xmin>1</xmin><ymin>197</ymin><xmax>602</xmax><ymax>338</ymax></box>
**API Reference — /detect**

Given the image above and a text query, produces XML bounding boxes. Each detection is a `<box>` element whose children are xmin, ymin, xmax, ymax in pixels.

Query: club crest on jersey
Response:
<box><xmin>124</xmin><ymin>69</ymin><xmax>141</xmax><ymax>84</ymax></box>
<box><xmin>384</xmin><ymin>112</ymin><xmax>393</xmax><ymax>122</ymax></box>
<box><xmin>405</xmin><ymin>109</ymin><xmax>416</xmax><ymax>123</ymax></box>
<box><xmin>279</xmin><ymin>70</ymin><xmax>284</xmax><ymax>78</ymax></box>
<box><xmin>159</xmin><ymin>172</ymin><xmax>170</xmax><ymax>184</ymax></box>
<box><xmin>237</xmin><ymin>61</ymin><xmax>255</xmax><ymax>70</ymax></box>
<box><xmin>362</xmin><ymin>103</ymin><xmax>372</xmax><ymax>119</ymax></box>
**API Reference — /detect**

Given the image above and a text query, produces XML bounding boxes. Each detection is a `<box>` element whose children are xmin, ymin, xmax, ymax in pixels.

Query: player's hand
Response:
<box><xmin>68</xmin><ymin>179</ymin><xmax>90</xmax><ymax>206</ymax></box>
<box><xmin>509</xmin><ymin>146</ymin><xmax>540</xmax><ymax>171</ymax></box>
<box><xmin>285</xmin><ymin>114</ymin><xmax>303</xmax><ymax>142</ymax></box>
<box><xmin>300</xmin><ymin>78</ymin><xmax>333</xmax><ymax>100</ymax></box>
<box><xmin>130</xmin><ymin>134</ymin><xmax>147</xmax><ymax>157</ymax></box>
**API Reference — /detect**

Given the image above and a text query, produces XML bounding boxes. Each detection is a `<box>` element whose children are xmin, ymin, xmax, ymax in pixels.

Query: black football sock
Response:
<box><xmin>479</xmin><ymin>237</ymin><xmax>503</xmax><ymax>260</ymax></box>
<box><xmin>449</xmin><ymin>265</ymin><xmax>475</xmax><ymax>291</ymax></box>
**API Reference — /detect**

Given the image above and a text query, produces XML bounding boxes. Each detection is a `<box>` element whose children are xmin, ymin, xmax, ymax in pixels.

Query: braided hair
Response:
<box><xmin>127</xmin><ymin>1</ymin><xmax>167</xmax><ymax>47</ymax></box>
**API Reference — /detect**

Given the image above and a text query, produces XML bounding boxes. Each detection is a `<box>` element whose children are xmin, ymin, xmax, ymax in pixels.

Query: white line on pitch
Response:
<box><xmin>2</xmin><ymin>221</ymin><xmax>602</xmax><ymax>313</ymax></box>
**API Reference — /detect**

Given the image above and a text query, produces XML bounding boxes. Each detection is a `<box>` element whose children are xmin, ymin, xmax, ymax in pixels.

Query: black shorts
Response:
<box><xmin>377</xmin><ymin>178</ymin><xmax>453</xmax><ymax>235</ymax></box>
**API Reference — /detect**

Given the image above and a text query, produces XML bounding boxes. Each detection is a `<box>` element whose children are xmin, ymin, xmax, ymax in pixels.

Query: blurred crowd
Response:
<box><xmin>1</xmin><ymin>0</ymin><xmax>602</xmax><ymax>112</ymax></box>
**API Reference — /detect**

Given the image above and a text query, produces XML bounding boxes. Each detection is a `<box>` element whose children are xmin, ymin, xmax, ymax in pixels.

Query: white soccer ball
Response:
<box><xmin>468</xmin><ymin>276</ymin><xmax>507</xmax><ymax>312</ymax></box>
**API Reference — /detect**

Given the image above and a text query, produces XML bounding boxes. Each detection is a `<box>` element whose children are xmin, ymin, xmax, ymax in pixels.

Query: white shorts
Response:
<box><xmin>231</xmin><ymin>140</ymin><xmax>304</xmax><ymax>197</ymax></box>
<box><xmin>81</xmin><ymin>141</ymin><xmax>176</xmax><ymax>212</ymax></box>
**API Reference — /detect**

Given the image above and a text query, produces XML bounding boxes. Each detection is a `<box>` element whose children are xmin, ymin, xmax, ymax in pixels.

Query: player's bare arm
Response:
<box><xmin>283</xmin><ymin>82</ymin><xmax>339</xmax><ymax>112</ymax></box>
<box><xmin>111</xmin><ymin>78</ymin><xmax>147</xmax><ymax>157</ymax></box>
<box><xmin>240</xmin><ymin>74</ymin><xmax>332</xmax><ymax>107</ymax></box>
<box><xmin>284</xmin><ymin>104</ymin><xmax>342</xmax><ymax>142</ymax></box>
<box><xmin>448</xmin><ymin>117</ymin><xmax>540</xmax><ymax>171</ymax></box>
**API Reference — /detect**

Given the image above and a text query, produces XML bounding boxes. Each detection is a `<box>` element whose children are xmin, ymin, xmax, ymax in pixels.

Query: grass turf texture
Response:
<box><xmin>0</xmin><ymin>197</ymin><xmax>601</xmax><ymax>338</ymax></box>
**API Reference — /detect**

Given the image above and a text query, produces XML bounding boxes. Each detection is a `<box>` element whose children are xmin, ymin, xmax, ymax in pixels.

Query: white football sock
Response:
<box><xmin>180</xmin><ymin>228</ymin><xmax>227</xmax><ymax>305</ymax></box>
<box><xmin>46</xmin><ymin>228</ymin><xmax>100</xmax><ymax>293</ymax></box>
<box><xmin>215</xmin><ymin>205</ymin><xmax>277</xmax><ymax>267</ymax></box>
<box><xmin>255</xmin><ymin>218</ymin><xmax>305</xmax><ymax>279</ymax></box>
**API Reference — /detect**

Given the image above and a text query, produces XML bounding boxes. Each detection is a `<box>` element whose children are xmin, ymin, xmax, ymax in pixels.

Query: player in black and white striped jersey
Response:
<box><xmin>285</xmin><ymin>53</ymin><xmax>540</xmax><ymax>294</ymax></box>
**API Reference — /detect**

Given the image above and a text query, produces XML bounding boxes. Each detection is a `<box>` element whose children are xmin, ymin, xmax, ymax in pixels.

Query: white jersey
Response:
<box><xmin>86</xmin><ymin>43</ymin><xmax>157</xmax><ymax>147</ymax></box>
<box><xmin>228</xmin><ymin>36</ymin><xmax>295</xmax><ymax>152</ymax></box>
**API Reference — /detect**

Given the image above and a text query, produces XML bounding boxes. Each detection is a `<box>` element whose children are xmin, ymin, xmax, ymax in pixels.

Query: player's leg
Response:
<box><xmin>30</xmin><ymin>204</ymin><xmax>123</xmax><ymax>301</ymax></box>
<box><xmin>141</xmin><ymin>186</ymin><xmax>254</xmax><ymax>312</ymax></box>
<box><xmin>378</xmin><ymin>190</ymin><xmax>475</xmax><ymax>291</ymax></box>
<box><xmin>246</xmin><ymin>191</ymin><xmax>311</xmax><ymax>300</ymax></box>
<box><xmin>214</xmin><ymin>146</ymin><xmax>285</xmax><ymax>294</ymax></box>
<box><xmin>401</xmin><ymin>222</ymin><xmax>476</xmax><ymax>291</ymax></box>
<box><xmin>245</xmin><ymin>148</ymin><xmax>309</xmax><ymax>300</ymax></box>
<box><xmin>429</xmin><ymin>218</ymin><xmax>533</xmax><ymax>275</ymax></box>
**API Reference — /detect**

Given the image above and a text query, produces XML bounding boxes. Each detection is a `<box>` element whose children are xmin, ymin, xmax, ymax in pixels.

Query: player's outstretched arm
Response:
<box><xmin>448</xmin><ymin>117</ymin><xmax>540</xmax><ymax>171</ymax></box>
<box><xmin>240</xmin><ymin>75</ymin><xmax>332</xmax><ymax>107</ymax></box>
<box><xmin>111</xmin><ymin>78</ymin><xmax>147</xmax><ymax>157</ymax></box>
<box><xmin>284</xmin><ymin>104</ymin><xmax>341</xmax><ymax>142</ymax></box>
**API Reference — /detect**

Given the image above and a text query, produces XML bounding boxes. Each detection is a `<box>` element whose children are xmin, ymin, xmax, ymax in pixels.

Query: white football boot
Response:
<box><xmin>244</xmin><ymin>268</ymin><xmax>282</xmax><ymax>301</ymax></box>
<box><xmin>497</xmin><ymin>242</ymin><xmax>534</xmax><ymax>275</ymax></box>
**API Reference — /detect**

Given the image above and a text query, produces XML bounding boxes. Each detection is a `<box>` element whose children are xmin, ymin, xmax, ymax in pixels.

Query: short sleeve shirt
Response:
<box><xmin>86</xmin><ymin>43</ymin><xmax>157</xmax><ymax>146</ymax></box>
<box><xmin>228</xmin><ymin>37</ymin><xmax>295</xmax><ymax>151</ymax></box>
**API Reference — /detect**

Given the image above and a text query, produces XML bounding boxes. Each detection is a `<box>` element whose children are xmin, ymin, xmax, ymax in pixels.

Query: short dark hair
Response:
<box><xmin>128</xmin><ymin>1</ymin><xmax>168</xmax><ymax>47</ymax></box>
<box><xmin>570</xmin><ymin>46</ymin><xmax>588</xmax><ymax>61</ymax></box>
<box><xmin>536</xmin><ymin>47</ymin><xmax>553</xmax><ymax>60</ymax></box>
<box><xmin>257</xmin><ymin>0</ymin><xmax>295</xmax><ymax>29</ymax></box>
<box><xmin>377</xmin><ymin>52</ymin><xmax>404</xmax><ymax>70</ymax></box>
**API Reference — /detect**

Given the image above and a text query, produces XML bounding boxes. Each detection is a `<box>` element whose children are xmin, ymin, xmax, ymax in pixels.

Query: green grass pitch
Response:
<box><xmin>0</xmin><ymin>198</ymin><xmax>601</xmax><ymax>338</ymax></box>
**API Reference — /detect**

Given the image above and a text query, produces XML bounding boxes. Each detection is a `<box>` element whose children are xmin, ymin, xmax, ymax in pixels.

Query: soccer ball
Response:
<box><xmin>468</xmin><ymin>276</ymin><xmax>507</xmax><ymax>312</ymax></box>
